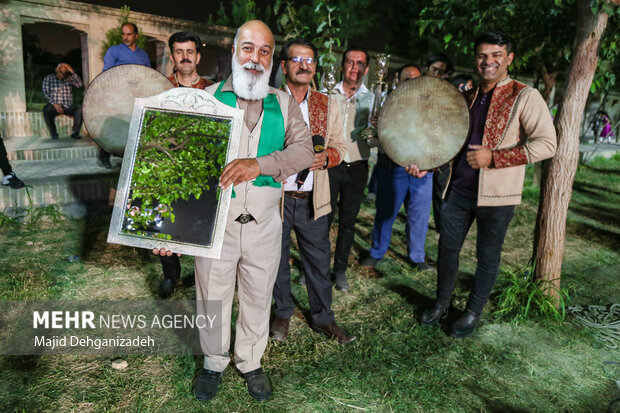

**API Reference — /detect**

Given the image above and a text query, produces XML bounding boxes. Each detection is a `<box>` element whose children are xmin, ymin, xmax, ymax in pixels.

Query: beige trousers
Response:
<box><xmin>194</xmin><ymin>208</ymin><xmax>281</xmax><ymax>374</ymax></box>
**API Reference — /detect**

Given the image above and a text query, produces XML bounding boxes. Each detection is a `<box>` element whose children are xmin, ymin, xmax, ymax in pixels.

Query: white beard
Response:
<box><xmin>231</xmin><ymin>53</ymin><xmax>272</xmax><ymax>101</ymax></box>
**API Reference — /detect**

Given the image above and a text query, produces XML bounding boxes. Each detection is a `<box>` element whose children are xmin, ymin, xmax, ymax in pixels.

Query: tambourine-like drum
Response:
<box><xmin>83</xmin><ymin>64</ymin><xmax>174</xmax><ymax>157</ymax></box>
<box><xmin>377</xmin><ymin>76</ymin><xmax>470</xmax><ymax>170</ymax></box>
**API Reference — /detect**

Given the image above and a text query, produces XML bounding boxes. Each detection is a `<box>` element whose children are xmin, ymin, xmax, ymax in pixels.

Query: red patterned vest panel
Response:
<box><xmin>465</xmin><ymin>80</ymin><xmax>530</xmax><ymax>168</ymax></box>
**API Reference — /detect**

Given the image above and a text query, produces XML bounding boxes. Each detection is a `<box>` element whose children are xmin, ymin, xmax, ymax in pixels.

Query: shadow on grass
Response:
<box><xmin>0</xmin><ymin>356</ymin><xmax>47</xmax><ymax>411</ymax></box>
<box><xmin>466</xmin><ymin>384</ymin><xmax>531</xmax><ymax>413</ymax></box>
<box><xmin>569</xmin><ymin>204</ymin><xmax>620</xmax><ymax>228</ymax></box>
<box><xmin>382</xmin><ymin>280</ymin><xmax>473</xmax><ymax>337</ymax></box>
<box><xmin>573</xmin><ymin>180</ymin><xmax>620</xmax><ymax>196</ymax></box>
<box><xmin>383</xmin><ymin>280</ymin><xmax>435</xmax><ymax>313</ymax></box>
<box><xmin>568</xmin><ymin>217</ymin><xmax>620</xmax><ymax>251</ymax></box>
<box><xmin>572</xmin><ymin>181</ymin><xmax>617</xmax><ymax>200</ymax></box>
<box><xmin>581</xmin><ymin>164</ymin><xmax>620</xmax><ymax>175</ymax></box>
<box><xmin>77</xmin><ymin>201</ymin><xmax>114</xmax><ymax>262</ymax></box>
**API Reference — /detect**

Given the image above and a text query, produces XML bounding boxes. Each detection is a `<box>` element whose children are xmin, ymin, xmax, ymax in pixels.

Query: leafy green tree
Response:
<box><xmin>207</xmin><ymin>0</ymin><xmax>271</xmax><ymax>28</ymax></box>
<box><xmin>124</xmin><ymin>110</ymin><xmax>230</xmax><ymax>239</ymax></box>
<box><xmin>419</xmin><ymin>1</ymin><xmax>560</xmax><ymax>101</ymax></box>
<box><xmin>100</xmin><ymin>6</ymin><xmax>146</xmax><ymax>61</ymax></box>
<box><xmin>415</xmin><ymin>0</ymin><xmax>619</xmax><ymax>300</ymax></box>
<box><xmin>273</xmin><ymin>0</ymin><xmax>344</xmax><ymax>66</ymax></box>
<box><xmin>208</xmin><ymin>0</ymin><xmax>377</xmax><ymax>81</ymax></box>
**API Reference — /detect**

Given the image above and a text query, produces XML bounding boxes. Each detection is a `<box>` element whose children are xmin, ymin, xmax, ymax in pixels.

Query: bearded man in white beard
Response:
<box><xmin>188</xmin><ymin>20</ymin><xmax>313</xmax><ymax>402</ymax></box>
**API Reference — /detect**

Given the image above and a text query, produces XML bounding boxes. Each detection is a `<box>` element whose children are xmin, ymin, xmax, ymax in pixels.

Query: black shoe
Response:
<box><xmin>450</xmin><ymin>309</ymin><xmax>481</xmax><ymax>338</ymax></box>
<box><xmin>194</xmin><ymin>369</ymin><xmax>221</xmax><ymax>401</ymax></box>
<box><xmin>419</xmin><ymin>302</ymin><xmax>449</xmax><ymax>326</ymax></box>
<box><xmin>97</xmin><ymin>158</ymin><xmax>112</xmax><ymax>169</ymax></box>
<box><xmin>412</xmin><ymin>261</ymin><xmax>432</xmax><ymax>271</ymax></box>
<box><xmin>243</xmin><ymin>367</ymin><xmax>272</xmax><ymax>401</ymax></box>
<box><xmin>311</xmin><ymin>322</ymin><xmax>356</xmax><ymax>344</ymax></box>
<box><xmin>158</xmin><ymin>278</ymin><xmax>177</xmax><ymax>298</ymax></box>
<box><xmin>361</xmin><ymin>257</ymin><xmax>379</xmax><ymax>268</ymax></box>
<box><xmin>270</xmin><ymin>317</ymin><xmax>290</xmax><ymax>341</ymax></box>
<box><xmin>70</xmin><ymin>133</ymin><xmax>82</xmax><ymax>140</ymax></box>
<box><xmin>50</xmin><ymin>134</ymin><xmax>59</xmax><ymax>140</ymax></box>
<box><xmin>333</xmin><ymin>271</ymin><xmax>349</xmax><ymax>292</ymax></box>
<box><xmin>2</xmin><ymin>172</ymin><xmax>25</xmax><ymax>189</ymax></box>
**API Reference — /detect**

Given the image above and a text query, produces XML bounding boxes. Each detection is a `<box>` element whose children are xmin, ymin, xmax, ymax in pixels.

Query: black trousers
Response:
<box><xmin>328</xmin><ymin>160</ymin><xmax>369</xmax><ymax>274</ymax></box>
<box><xmin>160</xmin><ymin>254</ymin><xmax>181</xmax><ymax>282</ymax></box>
<box><xmin>0</xmin><ymin>135</ymin><xmax>12</xmax><ymax>176</ymax></box>
<box><xmin>273</xmin><ymin>194</ymin><xmax>334</xmax><ymax>326</ymax></box>
<box><xmin>42</xmin><ymin>103</ymin><xmax>82</xmax><ymax>137</ymax></box>
<box><xmin>98</xmin><ymin>148</ymin><xmax>111</xmax><ymax>162</ymax></box>
<box><xmin>432</xmin><ymin>163</ymin><xmax>450</xmax><ymax>233</ymax></box>
<box><xmin>436</xmin><ymin>191</ymin><xmax>515</xmax><ymax>315</ymax></box>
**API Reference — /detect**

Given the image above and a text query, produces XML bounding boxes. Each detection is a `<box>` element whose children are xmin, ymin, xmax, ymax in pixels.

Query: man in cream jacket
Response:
<box><xmin>420</xmin><ymin>30</ymin><xmax>557</xmax><ymax>338</ymax></box>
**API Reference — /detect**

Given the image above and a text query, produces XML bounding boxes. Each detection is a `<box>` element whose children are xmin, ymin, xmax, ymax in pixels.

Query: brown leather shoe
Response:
<box><xmin>311</xmin><ymin>322</ymin><xmax>356</xmax><ymax>344</ymax></box>
<box><xmin>270</xmin><ymin>317</ymin><xmax>290</xmax><ymax>341</ymax></box>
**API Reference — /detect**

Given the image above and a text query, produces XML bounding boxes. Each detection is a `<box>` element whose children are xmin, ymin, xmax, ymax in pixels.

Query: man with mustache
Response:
<box><xmin>167</xmin><ymin>31</ymin><xmax>214</xmax><ymax>89</ymax></box>
<box><xmin>270</xmin><ymin>38</ymin><xmax>354</xmax><ymax>345</ymax></box>
<box><xmin>157</xmin><ymin>32</ymin><xmax>214</xmax><ymax>299</ymax></box>
<box><xmin>99</xmin><ymin>22</ymin><xmax>150</xmax><ymax>169</ymax></box>
<box><xmin>156</xmin><ymin>20</ymin><xmax>314</xmax><ymax>402</ymax></box>
<box><xmin>420</xmin><ymin>30</ymin><xmax>556</xmax><ymax>338</ymax></box>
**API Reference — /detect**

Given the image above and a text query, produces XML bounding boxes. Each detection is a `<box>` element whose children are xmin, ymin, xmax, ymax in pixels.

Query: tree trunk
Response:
<box><xmin>534</xmin><ymin>0</ymin><xmax>609</xmax><ymax>300</ymax></box>
<box><xmin>541</xmin><ymin>65</ymin><xmax>559</xmax><ymax>105</ymax></box>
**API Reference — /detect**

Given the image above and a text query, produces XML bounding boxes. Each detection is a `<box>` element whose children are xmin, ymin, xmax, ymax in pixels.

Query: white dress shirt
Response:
<box><xmin>283</xmin><ymin>85</ymin><xmax>314</xmax><ymax>192</ymax></box>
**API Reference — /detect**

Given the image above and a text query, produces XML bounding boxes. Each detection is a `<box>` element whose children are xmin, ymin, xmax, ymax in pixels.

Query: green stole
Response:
<box><xmin>213</xmin><ymin>81</ymin><xmax>285</xmax><ymax>188</ymax></box>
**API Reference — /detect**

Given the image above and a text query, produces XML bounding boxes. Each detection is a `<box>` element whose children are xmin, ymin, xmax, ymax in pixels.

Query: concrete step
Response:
<box><xmin>3</xmin><ymin>135</ymin><xmax>99</xmax><ymax>161</ymax></box>
<box><xmin>1</xmin><ymin>157</ymin><xmax>122</xmax><ymax>214</ymax></box>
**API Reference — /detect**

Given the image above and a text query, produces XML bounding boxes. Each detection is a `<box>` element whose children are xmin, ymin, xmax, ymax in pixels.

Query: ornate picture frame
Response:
<box><xmin>108</xmin><ymin>88</ymin><xmax>243</xmax><ymax>258</ymax></box>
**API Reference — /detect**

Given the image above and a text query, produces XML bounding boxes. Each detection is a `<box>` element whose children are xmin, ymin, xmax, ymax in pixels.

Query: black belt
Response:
<box><xmin>285</xmin><ymin>191</ymin><xmax>312</xmax><ymax>199</ymax></box>
<box><xmin>235</xmin><ymin>214</ymin><xmax>255</xmax><ymax>224</ymax></box>
<box><xmin>341</xmin><ymin>160</ymin><xmax>368</xmax><ymax>168</ymax></box>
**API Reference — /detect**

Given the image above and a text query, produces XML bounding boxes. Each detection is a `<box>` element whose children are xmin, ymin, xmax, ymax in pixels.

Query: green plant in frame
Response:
<box><xmin>123</xmin><ymin>109</ymin><xmax>231</xmax><ymax>239</ymax></box>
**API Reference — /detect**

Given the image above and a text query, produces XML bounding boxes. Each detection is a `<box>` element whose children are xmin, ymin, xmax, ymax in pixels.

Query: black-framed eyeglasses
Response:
<box><xmin>289</xmin><ymin>56</ymin><xmax>315</xmax><ymax>65</ymax></box>
<box><xmin>344</xmin><ymin>60</ymin><xmax>367</xmax><ymax>69</ymax></box>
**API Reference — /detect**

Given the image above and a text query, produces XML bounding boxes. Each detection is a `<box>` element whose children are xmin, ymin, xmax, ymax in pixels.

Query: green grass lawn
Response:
<box><xmin>1</xmin><ymin>156</ymin><xmax>619</xmax><ymax>412</ymax></box>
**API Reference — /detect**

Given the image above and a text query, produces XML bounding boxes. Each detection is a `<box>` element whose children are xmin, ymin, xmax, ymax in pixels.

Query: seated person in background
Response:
<box><xmin>42</xmin><ymin>63</ymin><xmax>83</xmax><ymax>140</ymax></box>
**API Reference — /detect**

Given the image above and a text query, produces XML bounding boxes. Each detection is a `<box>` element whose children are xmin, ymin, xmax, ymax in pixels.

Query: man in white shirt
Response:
<box><xmin>327</xmin><ymin>46</ymin><xmax>373</xmax><ymax>291</ymax></box>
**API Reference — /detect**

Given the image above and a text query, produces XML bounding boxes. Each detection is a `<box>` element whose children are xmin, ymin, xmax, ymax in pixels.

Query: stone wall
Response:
<box><xmin>0</xmin><ymin>112</ymin><xmax>81</xmax><ymax>138</ymax></box>
<box><xmin>0</xmin><ymin>0</ymin><xmax>235</xmax><ymax>114</ymax></box>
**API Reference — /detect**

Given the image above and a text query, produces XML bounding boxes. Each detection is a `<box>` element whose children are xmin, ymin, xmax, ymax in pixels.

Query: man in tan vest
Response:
<box><xmin>156</xmin><ymin>20</ymin><xmax>313</xmax><ymax>402</ymax></box>
<box><xmin>420</xmin><ymin>30</ymin><xmax>556</xmax><ymax>338</ymax></box>
<box><xmin>270</xmin><ymin>38</ymin><xmax>354</xmax><ymax>345</ymax></box>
